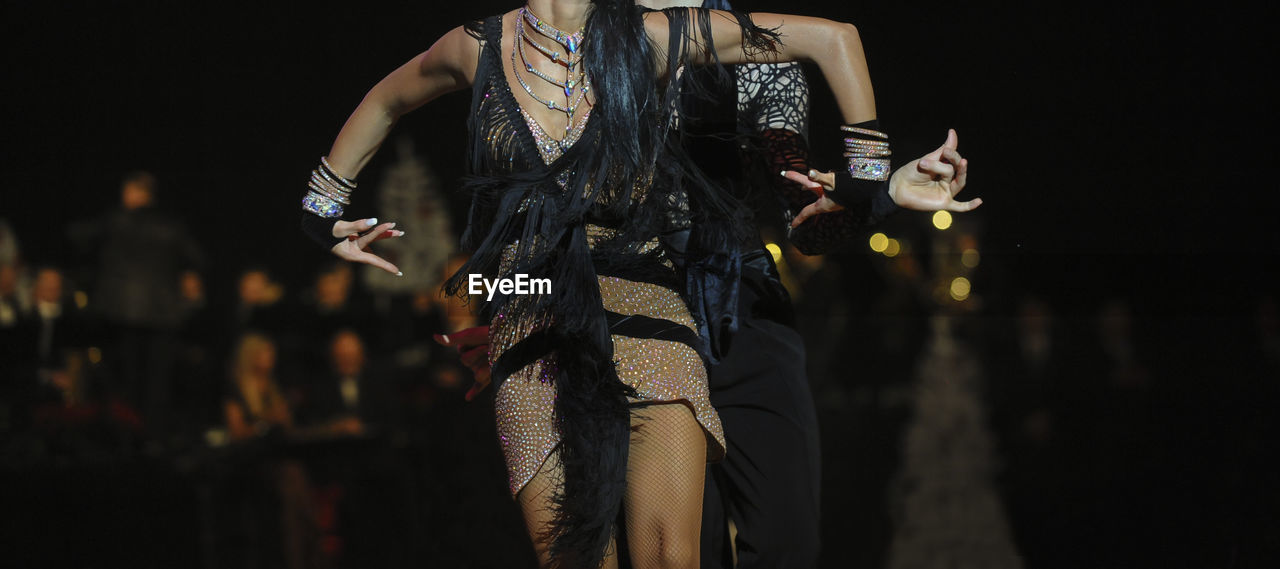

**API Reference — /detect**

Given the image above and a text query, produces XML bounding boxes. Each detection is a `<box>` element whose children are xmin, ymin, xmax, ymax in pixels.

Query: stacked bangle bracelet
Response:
<box><xmin>840</xmin><ymin>124</ymin><xmax>891</xmax><ymax>182</ymax></box>
<box><xmin>302</xmin><ymin>157</ymin><xmax>356</xmax><ymax>218</ymax></box>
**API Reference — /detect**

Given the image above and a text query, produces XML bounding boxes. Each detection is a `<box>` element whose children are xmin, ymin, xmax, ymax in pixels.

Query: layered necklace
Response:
<box><xmin>511</xmin><ymin>6</ymin><xmax>591</xmax><ymax>151</ymax></box>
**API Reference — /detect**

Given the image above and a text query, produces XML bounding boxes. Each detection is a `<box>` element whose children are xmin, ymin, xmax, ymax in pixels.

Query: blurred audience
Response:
<box><xmin>68</xmin><ymin>171</ymin><xmax>203</xmax><ymax>437</ymax></box>
<box><xmin>305</xmin><ymin>329</ymin><xmax>398</xmax><ymax>435</ymax></box>
<box><xmin>224</xmin><ymin>333</ymin><xmax>326</xmax><ymax>569</ymax></box>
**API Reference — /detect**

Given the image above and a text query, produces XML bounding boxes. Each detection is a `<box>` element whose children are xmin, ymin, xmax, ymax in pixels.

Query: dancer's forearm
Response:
<box><xmin>323</xmin><ymin>25</ymin><xmax>479</xmax><ymax>178</ymax></box>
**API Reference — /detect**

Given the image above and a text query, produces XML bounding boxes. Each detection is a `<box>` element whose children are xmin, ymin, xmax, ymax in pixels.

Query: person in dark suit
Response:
<box><xmin>305</xmin><ymin>329</ymin><xmax>397</xmax><ymax>434</ymax></box>
<box><xmin>69</xmin><ymin>171</ymin><xmax>203</xmax><ymax>437</ymax></box>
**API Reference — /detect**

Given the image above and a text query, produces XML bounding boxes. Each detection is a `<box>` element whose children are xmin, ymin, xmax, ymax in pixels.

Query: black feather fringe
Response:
<box><xmin>443</xmin><ymin>3</ymin><xmax>782</xmax><ymax>566</ymax></box>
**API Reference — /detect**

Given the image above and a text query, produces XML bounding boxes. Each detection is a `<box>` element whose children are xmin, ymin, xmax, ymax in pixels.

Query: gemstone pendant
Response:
<box><xmin>566</xmin><ymin>36</ymin><xmax>578</xmax><ymax>54</ymax></box>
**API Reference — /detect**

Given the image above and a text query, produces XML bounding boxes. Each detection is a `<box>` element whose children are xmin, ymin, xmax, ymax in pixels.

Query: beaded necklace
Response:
<box><xmin>522</xmin><ymin>6</ymin><xmax>584</xmax><ymax>58</ymax></box>
<box><xmin>511</xmin><ymin>6</ymin><xmax>591</xmax><ymax>147</ymax></box>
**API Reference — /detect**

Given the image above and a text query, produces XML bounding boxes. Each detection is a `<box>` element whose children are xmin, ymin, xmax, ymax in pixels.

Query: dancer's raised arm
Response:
<box><xmin>645</xmin><ymin>8</ymin><xmax>979</xmax><ymax>225</ymax></box>
<box><xmin>300</xmin><ymin>26</ymin><xmax>479</xmax><ymax>273</ymax></box>
<box><xmin>644</xmin><ymin>9</ymin><xmax>875</xmax><ymax>123</ymax></box>
<box><xmin>326</xmin><ymin>26</ymin><xmax>479</xmax><ymax>177</ymax></box>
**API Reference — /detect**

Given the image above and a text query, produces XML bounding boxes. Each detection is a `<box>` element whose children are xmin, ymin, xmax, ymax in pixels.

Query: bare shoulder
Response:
<box><xmin>640</xmin><ymin>8</ymin><xmax>674</xmax><ymax>45</ymax></box>
<box><xmin>422</xmin><ymin>23</ymin><xmax>487</xmax><ymax>86</ymax></box>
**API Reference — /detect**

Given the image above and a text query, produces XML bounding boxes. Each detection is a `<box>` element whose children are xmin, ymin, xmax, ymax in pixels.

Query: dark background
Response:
<box><xmin>4</xmin><ymin>1</ymin><xmax>1275</xmax><ymax>303</ymax></box>
<box><xmin>3</xmin><ymin>0</ymin><xmax>1276</xmax><ymax>567</ymax></box>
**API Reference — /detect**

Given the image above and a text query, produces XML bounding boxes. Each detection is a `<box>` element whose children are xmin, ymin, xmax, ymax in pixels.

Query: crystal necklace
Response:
<box><xmin>517</xmin><ymin>17</ymin><xmax>580</xmax><ymax>98</ymax></box>
<box><xmin>522</xmin><ymin>6</ymin><xmax>584</xmax><ymax>59</ymax></box>
<box><xmin>510</xmin><ymin>6</ymin><xmax>591</xmax><ymax>146</ymax></box>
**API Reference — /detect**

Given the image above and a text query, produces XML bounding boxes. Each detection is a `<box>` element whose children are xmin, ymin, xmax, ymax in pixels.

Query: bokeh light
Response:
<box><xmin>932</xmin><ymin>210</ymin><xmax>953</xmax><ymax>230</ymax></box>
<box><xmin>765</xmin><ymin>242</ymin><xmax>783</xmax><ymax>263</ymax></box>
<box><xmin>869</xmin><ymin>232</ymin><xmax>888</xmax><ymax>253</ymax></box>
<box><xmin>950</xmin><ymin>276</ymin><xmax>971</xmax><ymax>301</ymax></box>
<box><xmin>961</xmin><ymin>248</ymin><xmax>980</xmax><ymax>268</ymax></box>
<box><xmin>884</xmin><ymin>238</ymin><xmax>901</xmax><ymax>258</ymax></box>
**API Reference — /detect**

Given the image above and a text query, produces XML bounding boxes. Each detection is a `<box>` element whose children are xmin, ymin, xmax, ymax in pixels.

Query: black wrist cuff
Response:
<box><xmin>829</xmin><ymin>171</ymin><xmax>889</xmax><ymax>209</ymax></box>
<box><xmin>301</xmin><ymin>212</ymin><xmax>344</xmax><ymax>249</ymax></box>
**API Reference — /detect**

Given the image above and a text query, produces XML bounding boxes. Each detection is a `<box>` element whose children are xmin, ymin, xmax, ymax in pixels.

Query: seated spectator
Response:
<box><xmin>225</xmin><ymin>333</ymin><xmax>293</xmax><ymax>440</ymax></box>
<box><xmin>224</xmin><ymin>332</ymin><xmax>325</xmax><ymax>569</ymax></box>
<box><xmin>305</xmin><ymin>329</ymin><xmax>398</xmax><ymax>435</ymax></box>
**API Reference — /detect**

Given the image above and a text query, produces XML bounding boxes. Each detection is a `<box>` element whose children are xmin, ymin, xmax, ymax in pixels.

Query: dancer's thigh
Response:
<box><xmin>625</xmin><ymin>403</ymin><xmax>707</xmax><ymax>569</ymax></box>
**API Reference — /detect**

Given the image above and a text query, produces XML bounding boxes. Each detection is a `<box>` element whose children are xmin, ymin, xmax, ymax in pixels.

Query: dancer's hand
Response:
<box><xmin>888</xmin><ymin>129</ymin><xmax>978</xmax><ymax>213</ymax></box>
<box><xmin>784</xmin><ymin>129</ymin><xmax>978</xmax><ymax>227</ymax></box>
<box><xmin>434</xmin><ymin>325</ymin><xmax>492</xmax><ymax>402</ymax></box>
<box><xmin>783</xmin><ymin>169</ymin><xmax>840</xmax><ymax>228</ymax></box>
<box><xmin>330</xmin><ymin>218</ymin><xmax>404</xmax><ymax>276</ymax></box>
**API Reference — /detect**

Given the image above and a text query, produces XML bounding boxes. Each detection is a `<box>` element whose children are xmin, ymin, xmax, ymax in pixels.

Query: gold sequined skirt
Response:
<box><xmin>491</xmin><ymin>275</ymin><xmax>726</xmax><ymax>495</ymax></box>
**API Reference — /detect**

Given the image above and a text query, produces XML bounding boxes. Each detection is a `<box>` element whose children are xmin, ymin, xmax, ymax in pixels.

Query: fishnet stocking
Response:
<box><xmin>623</xmin><ymin>403</ymin><xmax>707</xmax><ymax>569</ymax></box>
<box><xmin>516</xmin><ymin>402</ymin><xmax>707</xmax><ymax>569</ymax></box>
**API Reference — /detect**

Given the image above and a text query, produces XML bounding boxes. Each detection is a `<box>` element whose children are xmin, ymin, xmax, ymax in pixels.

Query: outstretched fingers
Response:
<box><xmin>333</xmin><ymin>217</ymin><xmax>379</xmax><ymax>239</ymax></box>
<box><xmin>355</xmin><ymin>222</ymin><xmax>398</xmax><ymax>249</ymax></box>
<box><xmin>791</xmin><ymin>201</ymin><xmax>823</xmax><ymax>228</ymax></box>
<box><xmin>352</xmin><ymin>249</ymin><xmax>402</xmax><ymax>276</ymax></box>
<box><xmin>782</xmin><ymin>170</ymin><xmax>825</xmax><ymax>193</ymax></box>
<box><xmin>942</xmin><ymin>128</ymin><xmax>958</xmax><ymax>151</ymax></box>
<box><xmin>435</xmin><ymin>325</ymin><xmax>491</xmax><ymax>350</ymax></box>
<box><xmin>944</xmin><ymin>196</ymin><xmax>983</xmax><ymax>212</ymax></box>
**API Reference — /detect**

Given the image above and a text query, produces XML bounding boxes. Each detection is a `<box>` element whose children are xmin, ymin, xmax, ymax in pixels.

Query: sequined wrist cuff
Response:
<box><xmin>302</xmin><ymin>191</ymin><xmax>344</xmax><ymax>218</ymax></box>
<box><xmin>847</xmin><ymin>157</ymin><xmax>891</xmax><ymax>182</ymax></box>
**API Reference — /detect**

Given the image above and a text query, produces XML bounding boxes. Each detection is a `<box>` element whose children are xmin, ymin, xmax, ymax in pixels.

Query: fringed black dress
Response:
<box><xmin>444</xmin><ymin>6</ymin><xmax>778</xmax><ymax>566</ymax></box>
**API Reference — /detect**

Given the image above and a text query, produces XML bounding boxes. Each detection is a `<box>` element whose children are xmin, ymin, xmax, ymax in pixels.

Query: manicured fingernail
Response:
<box><xmin>396</xmin><ymin>230</ymin><xmax>406</xmax><ymax>237</ymax></box>
<box><xmin>439</xmin><ymin>334</ymin><xmax>450</xmax><ymax>345</ymax></box>
<box><xmin>780</xmin><ymin>171</ymin><xmax>787</xmax><ymax>177</ymax></box>
<box><xmin>387</xmin><ymin>222</ymin><xmax>396</xmax><ymax>230</ymax></box>
<box><xmin>395</xmin><ymin>271</ymin><xmax>403</xmax><ymax>277</ymax></box>
<box><xmin>808</xmin><ymin>169</ymin><xmax>818</xmax><ymax>177</ymax></box>
<box><xmin>366</xmin><ymin>218</ymin><xmax>378</xmax><ymax>227</ymax></box>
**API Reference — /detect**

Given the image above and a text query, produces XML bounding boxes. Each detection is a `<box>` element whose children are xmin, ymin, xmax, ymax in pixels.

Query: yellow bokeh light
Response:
<box><xmin>884</xmin><ymin>238</ymin><xmax>901</xmax><ymax>258</ymax></box>
<box><xmin>88</xmin><ymin>347</ymin><xmax>103</xmax><ymax>365</ymax></box>
<box><xmin>932</xmin><ymin>210</ymin><xmax>953</xmax><ymax>230</ymax></box>
<box><xmin>869</xmin><ymin>232</ymin><xmax>888</xmax><ymax>253</ymax></box>
<box><xmin>764</xmin><ymin>242</ymin><xmax>783</xmax><ymax>263</ymax></box>
<box><xmin>74</xmin><ymin>291</ymin><xmax>89</xmax><ymax>309</ymax></box>
<box><xmin>961</xmin><ymin>248</ymin><xmax>980</xmax><ymax>268</ymax></box>
<box><xmin>950</xmin><ymin>276</ymin><xmax>971</xmax><ymax>301</ymax></box>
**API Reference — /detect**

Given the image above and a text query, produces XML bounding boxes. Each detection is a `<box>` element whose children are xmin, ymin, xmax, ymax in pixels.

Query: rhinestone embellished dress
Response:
<box><xmin>465</xmin><ymin>14</ymin><xmax>725</xmax><ymax>496</ymax></box>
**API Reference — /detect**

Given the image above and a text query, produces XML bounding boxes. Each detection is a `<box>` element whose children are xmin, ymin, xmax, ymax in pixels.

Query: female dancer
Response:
<box><xmin>298</xmin><ymin>1</ymin><xmax>973</xmax><ymax>567</ymax></box>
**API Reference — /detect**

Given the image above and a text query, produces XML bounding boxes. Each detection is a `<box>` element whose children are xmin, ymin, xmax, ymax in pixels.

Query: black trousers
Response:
<box><xmin>701</xmin><ymin>305</ymin><xmax>822</xmax><ymax>568</ymax></box>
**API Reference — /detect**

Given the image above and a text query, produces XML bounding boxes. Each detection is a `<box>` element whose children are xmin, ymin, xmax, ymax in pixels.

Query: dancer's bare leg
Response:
<box><xmin>517</xmin><ymin>451</ymin><xmax>622</xmax><ymax>569</ymax></box>
<box><xmin>624</xmin><ymin>403</ymin><xmax>707</xmax><ymax>569</ymax></box>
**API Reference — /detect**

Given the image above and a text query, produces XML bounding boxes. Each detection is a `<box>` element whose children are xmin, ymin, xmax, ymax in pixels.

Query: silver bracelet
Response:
<box><xmin>847</xmin><ymin>157</ymin><xmax>891</xmax><ymax>181</ymax></box>
<box><xmin>839</xmin><ymin>126</ymin><xmax>889</xmax><ymax>139</ymax></box>
<box><xmin>302</xmin><ymin>157</ymin><xmax>357</xmax><ymax>217</ymax></box>
<box><xmin>302</xmin><ymin>191</ymin><xmax>344</xmax><ymax>218</ymax></box>
<box><xmin>309</xmin><ymin>172</ymin><xmax>352</xmax><ymax>198</ymax></box>
<box><xmin>319</xmin><ymin>156</ymin><xmax>357</xmax><ymax>189</ymax></box>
